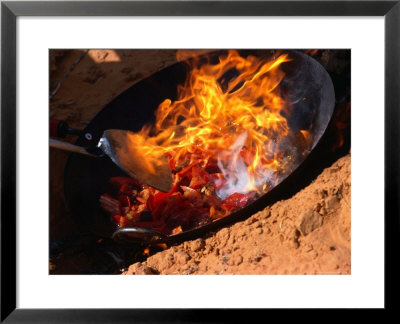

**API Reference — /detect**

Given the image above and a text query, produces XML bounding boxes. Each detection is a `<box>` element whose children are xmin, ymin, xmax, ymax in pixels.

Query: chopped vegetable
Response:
<box><xmin>221</xmin><ymin>192</ymin><xmax>250</xmax><ymax>210</ymax></box>
<box><xmin>100</xmin><ymin>148</ymin><xmax>258</xmax><ymax>235</ymax></box>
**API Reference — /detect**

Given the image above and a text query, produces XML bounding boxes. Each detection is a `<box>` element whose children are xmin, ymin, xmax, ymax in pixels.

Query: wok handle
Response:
<box><xmin>50</xmin><ymin>118</ymin><xmax>83</xmax><ymax>138</ymax></box>
<box><xmin>50</xmin><ymin>138</ymin><xmax>101</xmax><ymax>157</ymax></box>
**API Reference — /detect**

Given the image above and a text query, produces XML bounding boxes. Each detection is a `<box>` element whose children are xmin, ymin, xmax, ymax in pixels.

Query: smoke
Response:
<box><xmin>215</xmin><ymin>131</ymin><xmax>275</xmax><ymax>200</ymax></box>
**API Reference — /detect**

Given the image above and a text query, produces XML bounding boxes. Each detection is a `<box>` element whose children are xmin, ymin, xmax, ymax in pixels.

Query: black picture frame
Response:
<box><xmin>1</xmin><ymin>0</ymin><xmax>398</xmax><ymax>321</ymax></box>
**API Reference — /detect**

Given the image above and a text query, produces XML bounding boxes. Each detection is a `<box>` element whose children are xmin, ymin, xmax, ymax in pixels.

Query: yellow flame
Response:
<box><xmin>133</xmin><ymin>50</ymin><xmax>300</xmax><ymax>197</ymax></box>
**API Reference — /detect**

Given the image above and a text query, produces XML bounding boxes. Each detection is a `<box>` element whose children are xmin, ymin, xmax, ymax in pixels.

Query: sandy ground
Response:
<box><xmin>123</xmin><ymin>154</ymin><xmax>350</xmax><ymax>275</ymax></box>
<box><xmin>49</xmin><ymin>49</ymin><xmax>350</xmax><ymax>275</ymax></box>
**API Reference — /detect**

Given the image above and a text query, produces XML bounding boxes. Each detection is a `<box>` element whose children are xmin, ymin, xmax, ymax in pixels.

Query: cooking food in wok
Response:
<box><xmin>64</xmin><ymin>49</ymin><xmax>335</xmax><ymax>243</ymax></box>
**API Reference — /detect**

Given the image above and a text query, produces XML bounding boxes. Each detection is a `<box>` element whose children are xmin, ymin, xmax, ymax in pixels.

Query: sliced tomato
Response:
<box><xmin>154</xmin><ymin>185</ymin><xmax>178</xmax><ymax>204</ymax></box>
<box><xmin>189</xmin><ymin>166</ymin><xmax>209</xmax><ymax>189</ymax></box>
<box><xmin>222</xmin><ymin>192</ymin><xmax>250</xmax><ymax>210</ymax></box>
<box><xmin>192</xmin><ymin>165</ymin><xmax>209</xmax><ymax>180</ymax></box>
<box><xmin>147</xmin><ymin>183</ymin><xmax>179</xmax><ymax>211</ymax></box>
<box><xmin>190</xmin><ymin>177</ymin><xmax>207</xmax><ymax>189</ymax></box>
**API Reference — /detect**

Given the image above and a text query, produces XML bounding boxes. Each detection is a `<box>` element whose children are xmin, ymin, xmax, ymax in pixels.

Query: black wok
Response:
<box><xmin>62</xmin><ymin>50</ymin><xmax>335</xmax><ymax>244</ymax></box>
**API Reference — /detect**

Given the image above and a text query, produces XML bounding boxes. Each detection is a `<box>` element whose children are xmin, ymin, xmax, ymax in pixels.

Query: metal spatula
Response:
<box><xmin>50</xmin><ymin>129</ymin><xmax>173</xmax><ymax>192</ymax></box>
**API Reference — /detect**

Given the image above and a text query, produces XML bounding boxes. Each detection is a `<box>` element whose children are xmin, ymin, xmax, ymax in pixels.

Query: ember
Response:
<box><xmin>100</xmin><ymin>50</ymin><xmax>319</xmax><ymax>235</ymax></box>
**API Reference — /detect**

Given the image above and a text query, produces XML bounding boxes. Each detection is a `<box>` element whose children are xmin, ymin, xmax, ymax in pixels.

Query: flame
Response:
<box><xmin>171</xmin><ymin>226</ymin><xmax>183</xmax><ymax>234</ymax></box>
<box><xmin>135</xmin><ymin>50</ymin><xmax>311</xmax><ymax>199</ymax></box>
<box><xmin>156</xmin><ymin>243</ymin><xmax>168</xmax><ymax>250</ymax></box>
<box><xmin>142</xmin><ymin>243</ymin><xmax>167</xmax><ymax>257</ymax></box>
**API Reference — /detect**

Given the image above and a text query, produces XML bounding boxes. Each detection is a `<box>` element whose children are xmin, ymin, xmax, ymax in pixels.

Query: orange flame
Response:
<box><xmin>135</xmin><ymin>50</ymin><xmax>310</xmax><ymax>199</ymax></box>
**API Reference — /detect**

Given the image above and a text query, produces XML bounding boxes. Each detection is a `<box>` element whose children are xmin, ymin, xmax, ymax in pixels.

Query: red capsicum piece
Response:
<box><xmin>222</xmin><ymin>192</ymin><xmax>250</xmax><ymax>210</ymax></box>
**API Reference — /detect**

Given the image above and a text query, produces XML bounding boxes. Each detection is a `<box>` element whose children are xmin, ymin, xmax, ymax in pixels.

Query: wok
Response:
<box><xmin>62</xmin><ymin>50</ymin><xmax>335</xmax><ymax>244</ymax></box>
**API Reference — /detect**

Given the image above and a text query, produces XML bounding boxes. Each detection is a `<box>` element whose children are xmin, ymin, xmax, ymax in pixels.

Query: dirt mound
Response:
<box><xmin>123</xmin><ymin>154</ymin><xmax>351</xmax><ymax>275</ymax></box>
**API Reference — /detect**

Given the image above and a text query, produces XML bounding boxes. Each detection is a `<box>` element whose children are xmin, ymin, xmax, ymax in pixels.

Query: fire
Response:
<box><xmin>99</xmin><ymin>50</ymin><xmax>331</xmax><ymax>234</ymax></box>
<box><xmin>134</xmin><ymin>50</ymin><xmax>301</xmax><ymax>199</ymax></box>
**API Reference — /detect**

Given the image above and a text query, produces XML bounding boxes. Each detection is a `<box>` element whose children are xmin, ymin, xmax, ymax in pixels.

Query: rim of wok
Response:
<box><xmin>62</xmin><ymin>50</ymin><xmax>336</xmax><ymax>244</ymax></box>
